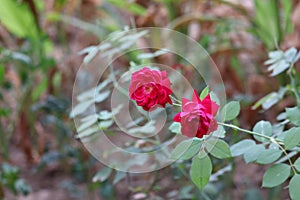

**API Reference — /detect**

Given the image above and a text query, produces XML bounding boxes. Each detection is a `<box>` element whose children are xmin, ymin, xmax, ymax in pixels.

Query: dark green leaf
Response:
<box><xmin>206</xmin><ymin>139</ymin><xmax>231</xmax><ymax>159</ymax></box>
<box><xmin>190</xmin><ymin>155</ymin><xmax>212</xmax><ymax>191</ymax></box>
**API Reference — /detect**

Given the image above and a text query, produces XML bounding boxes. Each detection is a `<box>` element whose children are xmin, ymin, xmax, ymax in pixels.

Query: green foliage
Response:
<box><xmin>262</xmin><ymin>164</ymin><xmax>290</xmax><ymax>188</ymax></box>
<box><xmin>0</xmin><ymin>0</ymin><xmax>38</xmax><ymax>39</ymax></box>
<box><xmin>253</xmin><ymin>120</ymin><xmax>272</xmax><ymax>142</ymax></box>
<box><xmin>283</xmin><ymin>127</ymin><xmax>300</xmax><ymax>150</ymax></box>
<box><xmin>93</xmin><ymin>167</ymin><xmax>112</xmax><ymax>183</ymax></box>
<box><xmin>223</xmin><ymin>101</ymin><xmax>240</xmax><ymax>121</ymax></box>
<box><xmin>190</xmin><ymin>155</ymin><xmax>212</xmax><ymax>191</ymax></box>
<box><xmin>205</xmin><ymin>139</ymin><xmax>231</xmax><ymax>159</ymax></box>
<box><xmin>0</xmin><ymin>163</ymin><xmax>31</xmax><ymax>196</ymax></box>
<box><xmin>289</xmin><ymin>175</ymin><xmax>300</xmax><ymax>200</ymax></box>
<box><xmin>286</xmin><ymin>107</ymin><xmax>300</xmax><ymax>126</ymax></box>
<box><xmin>171</xmin><ymin>139</ymin><xmax>202</xmax><ymax>160</ymax></box>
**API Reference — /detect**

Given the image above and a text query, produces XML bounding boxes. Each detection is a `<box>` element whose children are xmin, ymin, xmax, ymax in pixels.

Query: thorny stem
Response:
<box><xmin>218</xmin><ymin>122</ymin><xmax>297</xmax><ymax>174</ymax></box>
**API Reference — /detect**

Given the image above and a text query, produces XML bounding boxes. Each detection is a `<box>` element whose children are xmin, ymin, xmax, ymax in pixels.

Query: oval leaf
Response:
<box><xmin>253</xmin><ymin>120</ymin><xmax>273</xmax><ymax>142</ymax></box>
<box><xmin>283</xmin><ymin>127</ymin><xmax>300</xmax><ymax>150</ymax></box>
<box><xmin>289</xmin><ymin>175</ymin><xmax>300</xmax><ymax>200</ymax></box>
<box><xmin>223</xmin><ymin>101</ymin><xmax>240</xmax><ymax>121</ymax></box>
<box><xmin>190</xmin><ymin>155</ymin><xmax>212</xmax><ymax>191</ymax></box>
<box><xmin>206</xmin><ymin>139</ymin><xmax>231</xmax><ymax>159</ymax></box>
<box><xmin>230</xmin><ymin>139</ymin><xmax>256</xmax><ymax>157</ymax></box>
<box><xmin>262</xmin><ymin>164</ymin><xmax>290</xmax><ymax>188</ymax></box>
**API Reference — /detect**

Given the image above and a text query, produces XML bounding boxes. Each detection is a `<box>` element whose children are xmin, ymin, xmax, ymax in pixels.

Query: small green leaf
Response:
<box><xmin>262</xmin><ymin>164</ymin><xmax>290</xmax><ymax>188</ymax></box>
<box><xmin>93</xmin><ymin>167</ymin><xmax>112</xmax><ymax>182</ymax></box>
<box><xmin>253</xmin><ymin>120</ymin><xmax>272</xmax><ymax>142</ymax></box>
<box><xmin>70</xmin><ymin>100</ymin><xmax>94</xmax><ymax>118</ymax></box>
<box><xmin>230</xmin><ymin>139</ymin><xmax>256</xmax><ymax>157</ymax></box>
<box><xmin>31</xmin><ymin>79</ymin><xmax>48</xmax><ymax>101</ymax></box>
<box><xmin>283</xmin><ymin>127</ymin><xmax>300</xmax><ymax>150</ymax></box>
<box><xmin>113</xmin><ymin>171</ymin><xmax>126</xmax><ymax>185</ymax></box>
<box><xmin>206</xmin><ymin>139</ymin><xmax>231</xmax><ymax>159</ymax></box>
<box><xmin>0</xmin><ymin>64</ymin><xmax>4</xmax><ymax>84</ymax></box>
<box><xmin>223</xmin><ymin>101</ymin><xmax>240</xmax><ymax>121</ymax></box>
<box><xmin>243</xmin><ymin>144</ymin><xmax>265</xmax><ymax>163</ymax></box>
<box><xmin>200</xmin><ymin>86</ymin><xmax>209</xmax><ymax>100</ymax></box>
<box><xmin>294</xmin><ymin>157</ymin><xmax>300</xmax><ymax>171</ymax></box>
<box><xmin>169</xmin><ymin>122</ymin><xmax>181</xmax><ymax>134</ymax></box>
<box><xmin>190</xmin><ymin>155</ymin><xmax>212</xmax><ymax>191</ymax></box>
<box><xmin>286</xmin><ymin>107</ymin><xmax>300</xmax><ymax>126</ymax></box>
<box><xmin>289</xmin><ymin>175</ymin><xmax>300</xmax><ymax>200</ymax></box>
<box><xmin>256</xmin><ymin>149</ymin><xmax>282</xmax><ymax>164</ymax></box>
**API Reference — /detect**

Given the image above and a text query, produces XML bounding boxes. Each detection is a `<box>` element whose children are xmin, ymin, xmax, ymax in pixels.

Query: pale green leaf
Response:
<box><xmin>253</xmin><ymin>120</ymin><xmax>272</xmax><ymax>142</ymax></box>
<box><xmin>262</xmin><ymin>164</ymin><xmax>290</xmax><ymax>188</ymax></box>
<box><xmin>283</xmin><ymin>127</ymin><xmax>300</xmax><ymax>150</ymax></box>
<box><xmin>256</xmin><ymin>149</ymin><xmax>282</xmax><ymax>164</ymax></box>
<box><xmin>286</xmin><ymin>107</ymin><xmax>300</xmax><ymax>126</ymax></box>
<box><xmin>289</xmin><ymin>175</ymin><xmax>300</xmax><ymax>200</ymax></box>
<box><xmin>92</xmin><ymin>167</ymin><xmax>112</xmax><ymax>182</ymax></box>
<box><xmin>70</xmin><ymin>100</ymin><xmax>93</xmax><ymax>118</ymax></box>
<box><xmin>294</xmin><ymin>157</ymin><xmax>300</xmax><ymax>171</ymax></box>
<box><xmin>243</xmin><ymin>144</ymin><xmax>265</xmax><ymax>163</ymax></box>
<box><xmin>230</xmin><ymin>139</ymin><xmax>256</xmax><ymax>157</ymax></box>
<box><xmin>169</xmin><ymin>122</ymin><xmax>181</xmax><ymax>134</ymax></box>
<box><xmin>223</xmin><ymin>101</ymin><xmax>240</xmax><ymax>121</ymax></box>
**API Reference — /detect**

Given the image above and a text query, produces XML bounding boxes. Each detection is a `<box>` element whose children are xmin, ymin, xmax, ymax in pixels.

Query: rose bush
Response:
<box><xmin>129</xmin><ymin>67</ymin><xmax>173</xmax><ymax>111</ymax></box>
<box><xmin>173</xmin><ymin>90</ymin><xmax>219</xmax><ymax>138</ymax></box>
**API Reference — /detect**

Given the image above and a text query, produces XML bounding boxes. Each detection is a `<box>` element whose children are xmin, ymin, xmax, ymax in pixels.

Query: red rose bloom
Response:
<box><xmin>173</xmin><ymin>90</ymin><xmax>219</xmax><ymax>138</ymax></box>
<box><xmin>129</xmin><ymin>67</ymin><xmax>173</xmax><ymax>111</ymax></box>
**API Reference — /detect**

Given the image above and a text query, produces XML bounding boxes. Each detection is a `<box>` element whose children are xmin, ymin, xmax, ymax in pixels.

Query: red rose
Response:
<box><xmin>173</xmin><ymin>90</ymin><xmax>219</xmax><ymax>138</ymax></box>
<box><xmin>129</xmin><ymin>67</ymin><xmax>173</xmax><ymax>111</ymax></box>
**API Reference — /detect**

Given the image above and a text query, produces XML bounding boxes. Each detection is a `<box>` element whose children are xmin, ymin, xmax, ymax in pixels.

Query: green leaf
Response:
<box><xmin>169</xmin><ymin>122</ymin><xmax>181</xmax><ymax>134</ymax></box>
<box><xmin>211</xmin><ymin>125</ymin><xmax>226</xmax><ymax>138</ymax></box>
<box><xmin>230</xmin><ymin>139</ymin><xmax>256</xmax><ymax>157</ymax></box>
<box><xmin>76</xmin><ymin>125</ymin><xmax>99</xmax><ymax>139</ymax></box>
<box><xmin>200</xmin><ymin>86</ymin><xmax>209</xmax><ymax>100</ymax></box>
<box><xmin>253</xmin><ymin>120</ymin><xmax>272</xmax><ymax>142</ymax></box>
<box><xmin>262</xmin><ymin>164</ymin><xmax>290</xmax><ymax>188</ymax></box>
<box><xmin>283</xmin><ymin>127</ymin><xmax>300</xmax><ymax>150</ymax></box>
<box><xmin>294</xmin><ymin>157</ymin><xmax>300</xmax><ymax>172</ymax></box>
<box><xmin>171</xmin><ymin>139</ymin><xmax>202</xmax><ymax>160</ymax></box>
<box><xmin>70</xmin><ymin>100</ymin><xmax>94</xmax><ymax>118</ymax></box>
<box><xmin>190</xmin><ymin>155</ymin><xmax>212</xmax><ymax>191</ymax></box>
<box><xmin>289</xmin><ymin>175</ymin><xmax>300</xmax><ymax>200</ymax></box>
<box><xmin>0</xmin><ymin>0</ymin><xmax>38</xmax><ymax>39</ymax></box>
<box><xmin>0</xmin><ymin>64</ymin><xmax>4</xmax><ymax>84</ymax></box>
<box><xmin>206</xmin><ymin>139</ymin><xmax>231</xmax><ymax>159</ymax></box>
<box><xmin>243</xmin><ymin>144</ymin><xmax>265</xmax><ymax>163</ymax></box>
<box><xmin>113</xmin><ymin>171</ymin><xmax>126</xmax><ymax>185</ymax></box>
<box><xmin>223</xmin><ymin>101</ymin><xmax>240</xmax><ymax>121</ymax></box>
<box><xmin>256</xmin><ymin>149</ymin><xmax>282</xmax><ymax>164</ymax></box>
<box><xmin>31</xmin><ymin>79</ymin><xmax>48</xmax><ymax>101</ymax></box>
<box><xmin>286</xmin><ymin>107</ymin><xmax>300</xmax><ymax>126</ymax></box>
<box><xmin>92</xmin><ymin>167</ymin><xmax>112</xmax><ymax>182</ymax></box>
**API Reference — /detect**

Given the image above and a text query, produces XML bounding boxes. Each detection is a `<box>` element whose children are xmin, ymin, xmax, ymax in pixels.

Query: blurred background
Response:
<box><xmin>0</xmin><ymin>0</ymin><xmax>300</xmax><ymax>199</ymax></box>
